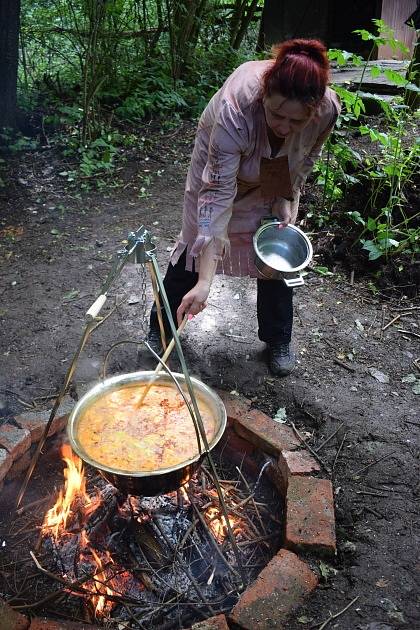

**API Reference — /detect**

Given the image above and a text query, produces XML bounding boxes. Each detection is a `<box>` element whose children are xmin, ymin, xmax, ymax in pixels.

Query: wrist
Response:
<box><xmin>196</xmin><ymin>278</ymin><xmax>212</xmax><ymax>290</ymax></box>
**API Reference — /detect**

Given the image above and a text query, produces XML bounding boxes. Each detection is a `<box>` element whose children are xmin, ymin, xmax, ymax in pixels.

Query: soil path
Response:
<box><xmin>0</xmin><ymin>124</ymin><xmax>419</xmax><ymax>629</ymax></box>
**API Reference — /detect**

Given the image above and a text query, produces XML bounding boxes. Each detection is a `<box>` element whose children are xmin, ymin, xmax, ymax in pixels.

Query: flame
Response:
<box><xmin>179</xmin><ymin>486</ymin><xmax>189</xmax><ymax>502</ymax></box>
<box><xmin>42</xmin><ymin>444</ymin><xmax>95</xmax><ymax>538</ymax></box>
<box><xmin>88</xmin><ymin>548</ymin><xmax>115</xmax><ymax>617</ymax></box>
<box><xmin>204</xmin><ymin>506</ymin><xmax>241</xmax><ymax>543</ymax></box>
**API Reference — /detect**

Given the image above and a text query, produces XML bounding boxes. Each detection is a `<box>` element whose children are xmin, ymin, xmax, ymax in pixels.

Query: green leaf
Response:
<box><xmin>384</xmin><ymin>69</ymin><xmax>407</xmax><ymax>87</ymax></box>
<box><xmin>273</xmin><ymin>407</ymin><xmax>287</xmax><ymax>423</ymax></box>
<box><xmin>367</xmin><ymin>217</ymin><xmax>377</xmax><ymax>231</ymax></box>
<box><xmin>313</xmin><ymin>266</ymin><xmax>334</xmax><ymax>276</ymax></box>
<box><xmin>405</xmin><ymin>82</ymin><xmax>420</xmax><ymax>93</ymax></box>
<box><xmin>63</xmin><ymin>289</ymin><xmax>80</xmax><ymax>302</ymax></box>
<box><xmin>361</xmin><ymin>240</ymin><xmax>383</xmax><ymax>260</ymax></box>
<box><xmin>348</xmin><ymin>211</ymin><xmax>365</xmax><ymax>226</ymax></box>
<box><xmin>319</xmin><ymin>561</ymin><xmax>337</xmax><ymax>581</ymax></box>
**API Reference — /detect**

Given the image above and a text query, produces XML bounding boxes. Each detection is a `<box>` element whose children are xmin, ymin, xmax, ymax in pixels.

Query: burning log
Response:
<box><xmin>129</xmin><ymin>519</ymin><xmax>172</xmax><ymax>568</ymax></box>
<box><xmin>84</xmin><ymin>484</ymin><xmax>120</xmax><ymax>539</ymax></box>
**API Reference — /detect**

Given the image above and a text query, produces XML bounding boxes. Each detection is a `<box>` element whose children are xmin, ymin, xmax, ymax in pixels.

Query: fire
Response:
<box><xmin>88</xmin><ymin>548</ymin><xmax>115</xmax><ymax>617</ymax></box>
<box><xmin>204</xmin><ymin>506</ymin><xmax>241</xmax><ymax>543</ymax></box>
<box><xmin>42</xmin><ymin>444</ymin><xmax>93</xmax><ymax>538</ymax></box>
<box><xmin>41</xmin><ymin>445</ymin><xmax>118</xmax><ymax>617</ymax></box>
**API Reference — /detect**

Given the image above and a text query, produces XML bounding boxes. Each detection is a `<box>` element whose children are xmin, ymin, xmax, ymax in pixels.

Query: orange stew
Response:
<box><xmin>76</xmin><ymin>383</ymin><xmax>217</xmax><ymax>472</ymax></box>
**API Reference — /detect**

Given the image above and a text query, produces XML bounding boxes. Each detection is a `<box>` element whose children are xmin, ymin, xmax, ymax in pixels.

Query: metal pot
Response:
<box><xmin>253</xmin><ymin>221</ymin><xmax>313</xmax><ymax>287</ymax></box>
<box><xmin>67</xmin><ymin>371</ymin><xmax>227</xmax><ymax>496</ymax></box>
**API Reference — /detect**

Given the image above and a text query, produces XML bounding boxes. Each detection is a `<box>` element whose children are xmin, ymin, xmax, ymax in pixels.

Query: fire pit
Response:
<box><xmin>0</xmin><ymin>399</ymin><xmax>281</xmax><ymax>628</ymax></box>
<box><xmin>0</xmin><ymin>391</ymin><xmax>336</xmax><ymax>629</ymax></box>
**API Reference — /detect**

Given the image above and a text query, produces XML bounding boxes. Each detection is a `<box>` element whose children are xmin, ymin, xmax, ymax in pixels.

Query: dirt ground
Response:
<box><xmin>0</xmin><ymin>121</ymin><xmax>419</xmax><ymax>629</ymax></box>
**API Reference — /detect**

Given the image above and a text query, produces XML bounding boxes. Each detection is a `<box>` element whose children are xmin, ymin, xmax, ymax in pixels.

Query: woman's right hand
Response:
<box><xmin>176</xmin><ymin>280</ymin><xmax>210</xmax><ymax>325</ymax></box>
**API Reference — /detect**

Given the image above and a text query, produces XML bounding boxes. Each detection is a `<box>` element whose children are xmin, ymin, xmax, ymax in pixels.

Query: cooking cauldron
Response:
<box><xmin>67</xmin><ymin>371</ymin><xmax>227</xmax><ymax>496</ymax></box>
<box><xmin>253</xmin><ymin>221</ymin><xmax>313</xmax><ymax>287</ymax></box>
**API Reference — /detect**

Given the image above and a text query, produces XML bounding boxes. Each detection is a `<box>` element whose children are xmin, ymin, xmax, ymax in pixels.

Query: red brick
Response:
<box><xmin>30</xmin><ymin>618</ymin><xmax>99</xmax><ymax>629</ymax></box>
<box><xmin>192</xmin><ymin>613</ymin><xmax>230</xmax><ymax>629</ymax></box>
<box><xmin>216</xmin><ymin>390</ymin><xmax>252</xmax><ymax>422</ymax></box>
<box><xmin>0</xmin><ymin>448</ymin><xmax>12</xmax><ymax>483</ymax></box>
<box><xmin>6</xmin><ymin>450</ymin><xmax>31</xmax><ymax>481</ymax></box>
<box><xmin>0</xmin><ymin>598</ymin><xmax>30</xmax><ymax>630</ymax></box>
<box><xmin>0</xmin><ymin>424</ymin><xmax>30</xmax><ymax>461</ymax></box>
<box><xmin>219</xmin><ymin>426</ymin><xmax>256</xmax><ymax>456</ymax></box>
<box><xmin>285</xmin><ymin>477</ymin><xmax>336</xmax><ymax>556</ymax></box>
<box><xmin>278</xmin><ymin>450</ymin><xmax>320</xmax><ymax>485</ymax></box>
<box><xmin>233</xmin><ymin>409</ymin><xmax>300</xmax><ymax>455</ymax></box>
<box><xmin>229</xmin><ymin>549</ymin><xmax>318</xmax><ymax>628</ymax></box>
<box><xmin>264</xmin><ymin>460</ymin><xmax>286</xmax><ymax>496</ymax></box>
<box><xmin>14</xmin><ymin>410</ymin><xmax>68</xmax><ymax>443</ymax></box>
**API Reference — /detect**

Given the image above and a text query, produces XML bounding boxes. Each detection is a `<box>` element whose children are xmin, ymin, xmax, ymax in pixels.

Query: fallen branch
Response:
<box><xmin>315</xmin><ymin>423</ymin><xmax>345</xmax><ymax>452</ymax></box>
<box><xmin>352</xmin><ymin>451</ymin><xmax>397</xmax><ymax>477</ymax></box>
<box><xmin>397</xmin><ymin>329</ymin><xmax>420</xmax><ymax>339</ymax></box>
<box><xmin>332</xmin><ymin>432</ymin><xmax>347</xmax><ymax>479</ymax></box>
<box><xmin>333</xmin><ymin>358</ymin><xmax>356</xmax><ymax>373</ymax></box>
<box><xmin>382</xmin><ymin>313</ymin><xmax>401</xmax><ymax>331</ymax></box>
<box><xmin>313</xmin><ymin>595</ymin><xmax>360</xmax><ymax>629</ymax></box>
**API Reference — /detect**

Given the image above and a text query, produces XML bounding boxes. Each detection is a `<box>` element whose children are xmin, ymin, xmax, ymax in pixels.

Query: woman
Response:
<box><xmin>148</xmin><ymin>39</ymin><xmax>341</xmax><ymax>376</ymax></box>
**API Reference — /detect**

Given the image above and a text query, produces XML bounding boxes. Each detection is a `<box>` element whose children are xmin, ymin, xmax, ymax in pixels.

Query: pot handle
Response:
<box><xmin>283</xmin><ymin>274</ymin><xmax>304</xmax><ymax>288</ymax></box>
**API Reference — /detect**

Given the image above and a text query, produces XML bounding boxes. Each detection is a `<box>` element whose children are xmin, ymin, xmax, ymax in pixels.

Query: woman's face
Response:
<box><xmin>263</xmin><ymin>93</ymin><xmax>313</xmax><ymax>138</ymax></box>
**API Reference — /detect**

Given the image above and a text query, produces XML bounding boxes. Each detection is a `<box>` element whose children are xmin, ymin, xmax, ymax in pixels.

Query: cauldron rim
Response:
<box><xmin>67</xmin><ymin>371</ymin><xmax>227</xmax><ymax>492</ymax></box>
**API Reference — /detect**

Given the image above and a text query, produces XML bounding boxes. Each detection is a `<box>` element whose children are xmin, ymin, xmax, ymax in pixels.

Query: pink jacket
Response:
<box><xmin>172</xmin><ymin>60</ymin><xmax>341</xmax><ymax>277</ymax></box>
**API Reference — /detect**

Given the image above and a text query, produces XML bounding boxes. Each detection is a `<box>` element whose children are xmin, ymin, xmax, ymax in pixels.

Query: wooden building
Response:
<box><xmin>259</xmin><ymin>0</ymin><xmax>418</xmax><ymax>59</ymax></box>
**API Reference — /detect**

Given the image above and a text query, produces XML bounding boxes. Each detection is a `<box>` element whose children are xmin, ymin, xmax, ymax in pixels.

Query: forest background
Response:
<box><xmin>0</xmin><ymin>0</ymin><xmax>419</xmax><ymax>276</ymax></box>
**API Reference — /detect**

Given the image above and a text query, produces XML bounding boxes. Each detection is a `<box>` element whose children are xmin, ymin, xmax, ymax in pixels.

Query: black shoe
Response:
<box><xmin>145</xmin><ymin>328</ymin><xmax>164</xmax><ymax>357</ymax></box>
<box><xmin>267</xmin><ymin>342</ymin><xmax>296</xmax><ymax>377</ymax></box>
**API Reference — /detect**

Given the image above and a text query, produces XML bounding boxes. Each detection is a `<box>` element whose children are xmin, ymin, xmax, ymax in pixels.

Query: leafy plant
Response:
<box><xmin>317</xmin><ymin>20</ymin><xmax>420</xmax><ymax>262</ymax></box>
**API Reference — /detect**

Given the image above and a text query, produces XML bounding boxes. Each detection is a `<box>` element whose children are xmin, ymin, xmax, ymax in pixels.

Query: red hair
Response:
<box><xmin>262</xmin><ymin>39</ymin><xmax>330</xmax><ymax>105</ymax></box>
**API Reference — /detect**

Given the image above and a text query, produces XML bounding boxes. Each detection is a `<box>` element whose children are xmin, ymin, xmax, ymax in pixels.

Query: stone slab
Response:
<box><xmin>0</xmin><ymin>598</ymin><xmax>30</xmax><ymax>630</ymax></box>
<box><xmin>233</xmin><ymin>409</ymin><xmax>300</xmax><ymax>455</ymax></box>
<box><xmin>0</xmin><ymin>424</ymin><xmax>31</xmax><ymax>461</ymax></box>
<box><xmin>192</xmin><ymin>614</ymin><xmax>230</xmax><ymax>629</ymax></box>
<box><xmin>0</xmin><ymin>448</ymin><xmax>12</xmax><ymax>483</ymax></box>
<box><xmin>229</xmin><ymin>549</ymin><xmax>318</xmax><ymax>628</ymax></box>
<box><xmin>285</xmin><ymin>476</ymin><xmax>336</xmax><ymax>556</ymax></box>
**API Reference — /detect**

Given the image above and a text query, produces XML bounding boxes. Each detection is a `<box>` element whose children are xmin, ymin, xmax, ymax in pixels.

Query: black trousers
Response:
<box><xmin>150</xmin><ymin>250</ymin><xmax>293</xmax><ymax>344</ymax></box>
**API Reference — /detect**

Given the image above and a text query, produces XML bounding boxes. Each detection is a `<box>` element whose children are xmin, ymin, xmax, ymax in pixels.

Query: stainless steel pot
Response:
<box><xmin>67</xmin><ymin>371</ymin><xmax>227</xmax><ymax>496</ymax></box>
<box><xmin>253</xmin><ymin>221</ymin><xmax>313</xmax><ymax>287</ymax></box>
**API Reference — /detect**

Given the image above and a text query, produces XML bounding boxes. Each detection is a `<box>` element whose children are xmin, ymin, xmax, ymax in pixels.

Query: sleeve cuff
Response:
<box><xmin>190</xmin><ymin>234</ymin><xmax>230</xmax><ymax>260</ymax></box>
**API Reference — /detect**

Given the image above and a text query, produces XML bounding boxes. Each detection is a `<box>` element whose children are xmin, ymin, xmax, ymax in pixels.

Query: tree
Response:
<box><xmin>0</xmin><ymin>0</ymin><xmax>21</xmax><ymax>129</ymax></box>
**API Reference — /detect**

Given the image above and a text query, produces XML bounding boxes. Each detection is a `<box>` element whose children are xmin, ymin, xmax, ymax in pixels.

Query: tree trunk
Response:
<box><xmin>170</xmin><ymin>0</ymin><xmax>207</xmax><ymax>80</ymax></box>
<box><xmin>0</xmin><ymin>0</ymin><xmax>21</xmax><ymax>129</ymax></box>
<box><xmin>231</xmin><ymin>0</ymin><xmax>260</xmax><ymax>50</ymax></box>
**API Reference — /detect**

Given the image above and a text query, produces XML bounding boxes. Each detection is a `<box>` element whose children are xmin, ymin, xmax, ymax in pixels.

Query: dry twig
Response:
<box><xmin>290</xmin><ymin>422</ymin><xmax>331</xmax><ymax>474</ymax></box>
<box><xmin>332</xmin><ymin>432</ymin><xmax>347</xmax><ymax>479</ymax></box>
<box><xmin>315</xmin><ymin>423</ymin><xmax>345</xmax><ymax>452</ymax></box>
<box><xmin>352</xmin><ymin>451</ymin><xmax>397</xmax><ymax>477</ymax></box>
<box><xmin>313</xmin><ymin>595</ymin><xmax>360</xmax><ymax>629</ymax></box>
